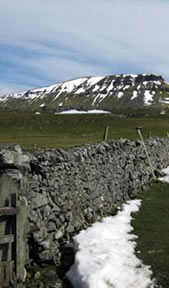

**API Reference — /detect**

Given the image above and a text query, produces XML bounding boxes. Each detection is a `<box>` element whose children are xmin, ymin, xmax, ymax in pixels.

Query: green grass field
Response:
<box><xmin>132</xmin><ymin>182</ymin><xmax>169</xmax><ymax>287</ymax></box>
<box><xmin>0</xmin><ymin>111</ymin><xmax>169</xmax><ymax>150</ymax></box>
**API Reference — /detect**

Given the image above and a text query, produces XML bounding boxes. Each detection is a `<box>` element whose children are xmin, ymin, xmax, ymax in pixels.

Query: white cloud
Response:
<box><xmin>1</xmin><ymin>0</ymin><xmax>169</xmax><ymax>93</ymax></box>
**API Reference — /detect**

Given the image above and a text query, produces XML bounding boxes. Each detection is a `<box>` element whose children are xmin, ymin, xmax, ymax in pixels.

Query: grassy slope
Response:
<box><xmin>0</xmin><ymin>112</ymin><xmax>169</xmax><ymax>149</ymax></box>
<box><xmin>132</xmin><ymin>182</ymin><xmax>169</xmax><ymax>288</ymax></box>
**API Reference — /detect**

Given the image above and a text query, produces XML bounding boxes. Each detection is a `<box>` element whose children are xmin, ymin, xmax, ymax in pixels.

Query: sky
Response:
<box><xmin>0</xmin><ymin>0</ymin><xmax>169</xmax><ymax>95</ymax></box>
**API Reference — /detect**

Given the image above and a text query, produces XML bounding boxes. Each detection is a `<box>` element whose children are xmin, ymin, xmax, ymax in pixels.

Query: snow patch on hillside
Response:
<box><xmin>66</xmin><ymin>200</ymin><xmax>154</xmax><ymax>288</ymax></box>
<box><xmin>88</xmin><ymin>76</ymin><xmax>104</xmax><ymax>86</ymax></box>
<box><xmin>40</xmin><ymin>103</ymin><xmax>45</xmax><ymax>107</ymax></box>
<box><xmin>106</xmin><ymin>80</ymin><xmax>115</xmax><ymax>93</ymax></box>
<box><xmin>0</xmin><ymin>95</ymin><xmax>10</xmax><ymax>102</ymax></box>
<box><xmin>55</xmin><ymin>78</ymin><xmax>88</xmax><ymax>99</ymax></box>
<box><xmin>159</xmin><ymin>97</ymin><xmax>169</xmax><ymax>104</ymax></box>
<box><xmin>31</xmin><ymin>84</ymin><xmax>59</xmax><ymax>94</ymax></box>
<box><xmin>144</xmin><ymin>90</ymin><xmax>154</xmax><ymax>105</ymax></box>
<box><xmin>55</xmin><ymin>109</ymin><xmax>110</xmax><ymax>114</ymax></box>
<box><xmin>131</xmin><ymin>91</ymin><xmax>138</xmax><ymax>100</ymax></box>
<box><xmin>123</xmin><ymin>74</ymin><xmax>137</xmax><ymax>78</ymax></box>
<box><xmin>123</xmin><ymin>85</ymin><xmax>130</xmax><ymax>90</ymax></box>
<box><xmin>75</xmin><ymin>87</ymin><xmax>85</xmax><ymax>94</ymax></box>
<box><xmin>117</xmin><ymin>91</ymin><xmax>123</xmax><ymax>98</ymax></box>
<box><xmin>92</xmin><ymin>85</ymin><xmax>101</xmax><ymax>92</ymax></box>
<box><xmin>12</xmin><ymin>92</ymin><xmax>25</xmax><ymax>99</ymax></box>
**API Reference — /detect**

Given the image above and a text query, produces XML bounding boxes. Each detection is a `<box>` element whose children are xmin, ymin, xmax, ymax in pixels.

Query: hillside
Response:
<box><xmin>1</xmin><ymin>74</ymin><xmax>169</xmax><ymax>112</ymax></box>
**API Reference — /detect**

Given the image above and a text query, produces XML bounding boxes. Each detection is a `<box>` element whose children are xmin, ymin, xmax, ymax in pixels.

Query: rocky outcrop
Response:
<box><xmin>27</xmin><ymin>137</ymin><xmax>169</xmax><ymax>263</ymax></box>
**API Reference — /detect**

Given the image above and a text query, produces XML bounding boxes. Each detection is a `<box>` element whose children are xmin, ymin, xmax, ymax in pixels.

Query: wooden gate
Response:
<box><xmin>0</xmin><ymin>171</ymin><xmax>27</xmax><ymax>287</ymax></box>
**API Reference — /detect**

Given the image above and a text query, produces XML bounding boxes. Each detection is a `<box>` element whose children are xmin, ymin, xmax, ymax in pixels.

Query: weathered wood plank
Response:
<box><xmin>0</xmin><ymin>173</ymin><xmax>18</xmax><ymax>208</ymax></box>
<box><xmin>0</xmin><ymin>280</ymin><xmax>10</xmax><ymax>287</ymax></box>
<box><xmin>16</xmin><ymin>197</ymin><xmax>27</xmax><ymax>283</ymax></box>
<box><xmin>0</xmin><ymin>172</ymin><xmax>26</xmax><ymax>286</ymax></box>
<box><xmin>0</xmin><ymin>260</ymin><xmax>15</xmax><ymax>281</ymax></box>
<box><xmin>0</xmin><ymin>207</ymin><xmax>19</xmax><ymax>216</ymax></box>
<box><xmin>0</xmin><ymin>234</ymin><xmax>14</xmax><ymax>245</ymax></box>
<box><xmin>3</xmin><ymin>262</ymin><xmax>7</xmax><ymax>280</ymax></box>
<box><xmin>0</xmin><ymin>261</ymin><xmax>1</xmax><ymax>282</ymax></box>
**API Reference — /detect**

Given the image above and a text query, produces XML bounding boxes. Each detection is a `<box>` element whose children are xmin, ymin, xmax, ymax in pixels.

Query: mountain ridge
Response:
<box><xmin>1</xmin><ymin>73</ymin><xmax>169</xmax><ymax>112</ymax></box>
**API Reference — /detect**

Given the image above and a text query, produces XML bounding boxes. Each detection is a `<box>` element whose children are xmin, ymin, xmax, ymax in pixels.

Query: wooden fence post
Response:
<box><xmin>103</xmin><ymin>126</ymin><xmax>109</xmax><ymax>142</ymax></box>
<box><xmin>136</xmin><ymin>127</ymin><xmax>156</xmax><ymax>180</ymax></box>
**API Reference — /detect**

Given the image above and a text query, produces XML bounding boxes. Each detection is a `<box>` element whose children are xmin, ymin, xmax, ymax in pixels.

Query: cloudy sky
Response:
<box><xmin>0</xmin><ymin>0</ymin><xmax>169</xmax><ymax>94</ymax></box>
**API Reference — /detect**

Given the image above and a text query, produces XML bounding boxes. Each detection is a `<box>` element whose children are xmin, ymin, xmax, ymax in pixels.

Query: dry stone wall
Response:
<box><xmin>26</xmin><ymin>137</ymin><xmax>169</xmax><ymax>263</ymax></box>
<box><xmin>0</xmin><ymin>139</ymin><xmax>168</xmax><ymax>265</ymax></box>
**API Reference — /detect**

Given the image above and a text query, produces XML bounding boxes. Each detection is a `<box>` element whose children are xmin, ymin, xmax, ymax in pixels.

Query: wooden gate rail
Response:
<box><xmin>0</xmin><ymin>172</ymin><xmax>27</xmax><ymax>287</ymax></box>
<box><xmin>0</xmin><ymin>207</ymin><xmax>19</xmax><ymax>216</ymax></box>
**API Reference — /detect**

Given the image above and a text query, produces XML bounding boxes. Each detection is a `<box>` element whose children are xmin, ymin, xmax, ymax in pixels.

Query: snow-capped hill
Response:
<box><xmin>1</xmin><ymin>74</ymin><xmax>169</xmax><ymax>112</ymax></box>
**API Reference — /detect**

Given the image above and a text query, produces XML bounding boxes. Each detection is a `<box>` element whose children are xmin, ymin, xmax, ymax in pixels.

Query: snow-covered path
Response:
<box><xmin>66</xmin><ymin>200</ymin><xmax>154</xmax><ymax>288</ymax></box>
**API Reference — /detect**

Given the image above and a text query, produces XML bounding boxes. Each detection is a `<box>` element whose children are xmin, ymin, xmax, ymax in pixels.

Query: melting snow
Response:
<box><xmin>56</xmin><ymin>78</ymin><xmax>87</xmax><ymax>94</ymax></box>
<box><xmin>100</xmin><ymin>85</ymin><xmax>108</xmax><ymax>92</ymax></box>
<box><xmin>75</xmin><ymin>87</ymin><xmax>85</xmax><ymax>94</ymax></box>
<box><xmin>60</xmin><ymin>78</ymin><xmax>87</xmax><ymax>93</ymax></box>
<box><xmin>123</xmin><ymin>74</ymin><xmax>137</xmax><ymax>78</ymax></box>
<box><xmin>144</xmin><ymin>90</ymin><xmax>154</xmax><ymax>105</ymax></box>
<box><xmin>54</xmin><ymin>78</ymin><xmax>88</xmax><ymax>99</ymax></box>
<box><xmin>65</xmin><ymin>76</ymin><xmax>104</xmax><ymax>95</ymax></box>
<box><xmin>143</xmin><ymin>81</ymin><xmax>149</xmax><ymax>86</ymax></box>
<box><xmin>40</xmin><ymin>103</ymin><xmax>45</xmax><ymax>107</ymax></box>
<box><xmin>153</xmin><ymin>81</ymin><xmax>161</xmax><ymax>85</ymax></box>
<box><xmin>163</xmin><ymin>100</ymin><xmax>169</xmax><ymax>104</ymax></box>
<box><xmin>31</xmin><ymin>84</ymin><xmax>59</xmax><ymax>94</ymax></box>
<box><xmin>0</xmin><ymin>95</ymin><xmax>10</xmax><ymax>102</ymax></box>
<box><xmin>159</xmin><ymin>167</ymin><xmax>169</xmax><ymax>183</ymax></box>
<box><xmin>98</xmin><ymin>94</ymin><xmax>108</xmax><ymax>103</ymax></box>
<box><xmin>117</xmin><ymin>91</ymin><xmax>124</xmax><ymax>98</ymax></box>
<box><xmin>55</xmin><ymin>109</ymin><xmax>110</xmax><ymax>114</ymax></box>
<box><xmin>12</xmin><ymin>92</ymin><xmax>25</xmax><ymax>99</ymax></box>
<box><xmin>87</xmin><ymin>76</ymin><xmax>104</xmax><ymax>86</ymax></box>
<box><xmin>92</xmin><ymin>85</ymin><xmax>101</xmax><ymax>92</ymax></box>
<box><xmin>117</xmin><ymin>84</ymin><xmax>124</xmax><ymax>90</ymax></box>
<box><xmin>160</xmin><ymin>110</ymin><xmax>166</xmax><ymax>115</ymax></box>
<box><xmin>123</xmin><ymin>85</ymin><xmax>130</xmax><ymax>91</ymax></box>
<box><xmin>67</xmin><ymin>200</ymin><xmax>154</xmax><ymax>288</ymax></box>
<box><xmin>159</xmin><ymin>97</ymin><xmax>169</xmax><ymax>104</ymax></box>
<box><xmin>28</xmin><ymin>93</ymin><xmax>39</xmax><ymax>100</ymax></box>
<box><xmin>92</xmin><ymin>94</ymin><xmax>101</xmax><ymax>105</ymax></box>
<box><xmin>2</xmin><ymin>84</ymin><xmax>60</xmax><ymax>102</ymax></box>
<box><xmin>143</xmin><ymin>81</ymin><xmax>161</xmax><ymax>87</ymax></box>
<box><xmin>131</xmin><ymin>91</ymin><xmax>138</xmax><ymax>100</ymax></box>
<box><xmin>106</xmin><ymin>80</ymin><xmax>115</xmax><ymax>93</ymax></box>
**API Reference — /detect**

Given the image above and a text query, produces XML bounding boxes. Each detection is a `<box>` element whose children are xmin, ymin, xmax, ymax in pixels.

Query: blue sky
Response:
<box><xmin>1</xmin><ymin>0</ymin><xmax>169</xmax><ymax>95</ymax></box>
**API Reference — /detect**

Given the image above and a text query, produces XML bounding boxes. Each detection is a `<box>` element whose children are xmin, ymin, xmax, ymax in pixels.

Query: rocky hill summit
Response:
<box><xmin>1</xmin><ymin>74</ymin><xmax>169</xmax><ymax>112</ymax></box>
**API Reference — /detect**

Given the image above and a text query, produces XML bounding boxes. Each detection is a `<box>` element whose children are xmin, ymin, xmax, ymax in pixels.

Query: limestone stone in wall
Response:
<box><xmin>27</xmin><ymin>137</ymin><xmax>169</xmax><ymax>263</ymax></box>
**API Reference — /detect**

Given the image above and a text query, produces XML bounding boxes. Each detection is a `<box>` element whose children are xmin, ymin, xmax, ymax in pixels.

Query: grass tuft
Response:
<box><xmin>132</xmin><ymin>182</ymin><xmax>169</xmax><ymax>287</ymax></box>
